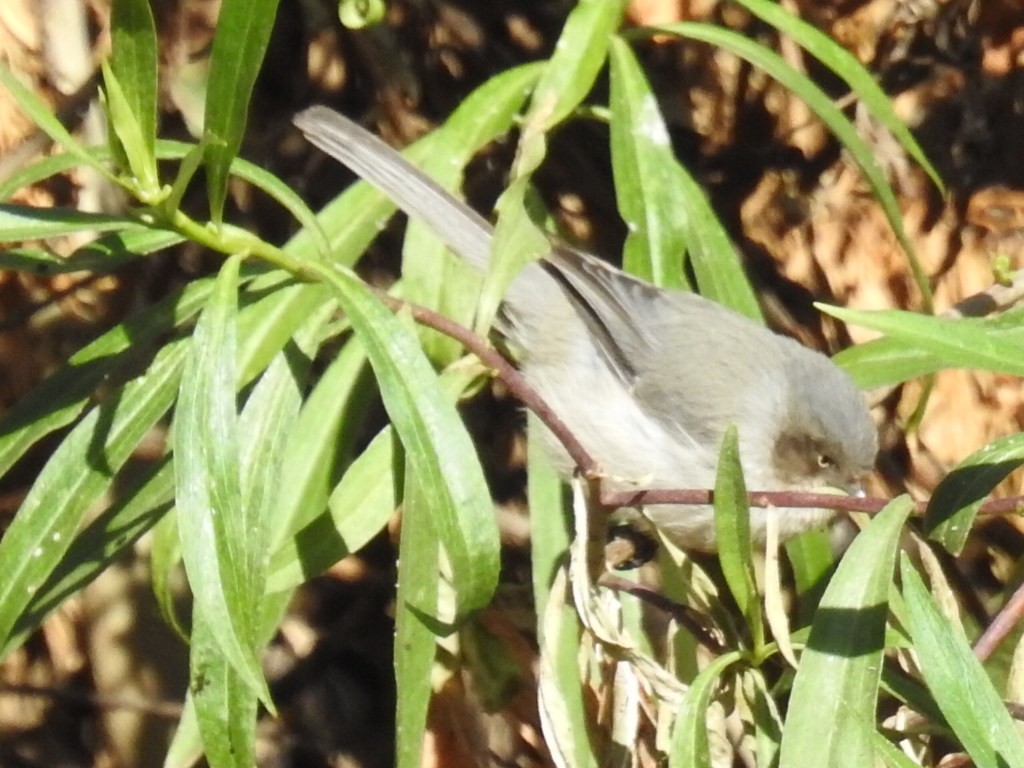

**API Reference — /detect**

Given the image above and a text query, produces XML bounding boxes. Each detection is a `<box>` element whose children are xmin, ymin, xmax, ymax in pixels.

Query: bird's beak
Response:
<box><xmin>845</xmin><ymin>482</ymin><xmax>867</xmax><ymax>498</ymax></box>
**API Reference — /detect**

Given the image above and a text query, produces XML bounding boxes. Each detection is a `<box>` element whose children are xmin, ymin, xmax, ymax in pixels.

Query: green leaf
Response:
<box><xmin>189</xmin><ymin>614</ymin><xmax>257</xmax><ymax>768</ymax></box>
<box><xmin>1</xmin><ymin>458</ymin><xmax>173</xmax><ymax>657</ymax></box>
<box><xmin>0</xmin><ymin>204</ymin><xmax>138</xmax><ymax>240</ymax></box>
<box><xmin>165</xmin><ymin>139</ymin><xmax>207</xmax><ymax>212</ymax></box>
<box><xmin>607</xmin><ymin>37</ymin><xmax>689</xmax><ymax>289</ymax></box>
<box><xmin>101</xmin><ymin>61</ymin><xmax>158</xmax><ymax>195</ymax></box>
<box><xmin>203</xmin><ymin>0</ymin><xmax>282</xmax><ymax>221</ymax></box>
<box><xmin>0</xmin><ymin>228</ymin><xmax>183</xmax><ymax>274</ymax></box>
<box><xmin>394</xmin><ymin>461</ymin><xmax>439</xmax><ymax>768</ymax></box>
<box><xmin>925</xmin><ymin>432</ymin><xmax>1024</xmax><ymax>553</ymax></box>
<box><xmin>236</xmin><ymin>301</ymin><xmax>324</xmax><ymax>554</ymax></box>
<box><xmin>900</xmin><ymin>556</ymin><xmax>1024</xmax><ymax>768</ymax></box>
<box><xmin>537</xmin><ymin>568</ymin><xmax>597</xmax><ymax>768</ymax></box>
<box><xmin>779</xmin><ymin>496</ymin><xmax>912</xmax><ymax>768</ymax></box>
<box><xmin>672</xmin><ymin>146</ymin><xmax>761</xmax><ymax>318</ymax></box>
<box><xmin>730</xmin><ymin>0</ymin><xmax>942</xmax><ymax>192</ymax></box>
<box><xmin>151</xmin><ymin>505</ymin><xmax>187</xmax><ymax>641</ymax></box>
<box><xmin>669</xmin><ymin>652</ymin><xmax>742</xmax><ymax>767</ymax></box>
<box><xmin>266</xmin><ymin>427</ymin><xmax>396</xmax><ymax>593</ymax></box>
<box><xmin>640</xmin><ymin>22</ymin><xmax>925</xmax><ymax>309</ymax></box>
<box><xmin>0</xmin><ymin>341</ymin><xmax>187</xmax><ymax>656</ymax></box>
<box><xmin>266</xmin><ymin>336</ymin><xmax>371</xmax><ymax>553</ymax></box>
<box><xmin>235</xmin><ymin>281</ymin><xmax>331</xmax><ymax>384</ymax></box>
<box><xmin>610</xmin><ymin>33</ymin><xmax>759</xmax><ymax>317</ymax></box>
<box><xmin>318</xmin><ymin>264</ymin><xmax>499</xmax><ymax>618</ymax></box>
<box><xmin>529</xmin><ymin>423</ymin><xmax>595</xmax><ymax>768</ymax></box>
<box><xmin>529</xmin><ymin>416</ymin><xmax>570</xmax><ymax>615</ymax></box>
<box><xmin>401</xmin><ymin>65</ymin><xmax>541</xmax><ymax>361</ymax></box>
<box><xmin>784</xmin><ymin>530</ymin><xmax>836</xmax><ymax>627</ymax></box>
<box><xmin>164</xmin><ymin>696</ymin><xmax>203</xmax><ymax>768</ymax></box>
<box><xmin>267</xmin><ymin>360</ymin><xmax>485</xmax><ymax>593</ymax></box>
<box><xmin>524</xmin><ymin>0</ymin><xmax>628</xmax><ymax>133</ymax></box>
<box><xmin>713</xmin><ymin>424</ymin><xmax>763</xmax><ymax>645</ymax></box>
<box><xmin>832</xmin><ymin>335</ymin><xmax>947</xmax><ymax>389</ymax></box>
<box><xmin>490</xmin><ymin>0</ymin><xmax>628</xmax><ymax>314</ymax></box>
<box><xmin>109</xmin><ymin>0</ymin><xmax>158</xmax><ymax>178</ymax></box>
<box><xmin>820</xmin><ymin>304</ymin><xmax>1024</xmax><ymax>377</ymax></box>
<box><xmin>0</xmin><ymin>65</ymin><xmax>116</xmax><ymax>183</ymax></box>
<box><xmin>174</xmin><ymin>254</ymin><xmax>269</xmax><ymax>702</ymax></box>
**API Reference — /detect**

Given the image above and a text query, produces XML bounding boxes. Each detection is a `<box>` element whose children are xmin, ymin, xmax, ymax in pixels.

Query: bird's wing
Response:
<box><xmin>542</xmin><ymin>246</ymin><xmax>785</xmax><ymax>440</ymax></box>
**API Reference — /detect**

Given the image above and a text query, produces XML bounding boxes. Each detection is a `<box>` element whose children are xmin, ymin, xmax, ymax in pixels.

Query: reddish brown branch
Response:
<box><xmin>382</xmin><ymin>294</ymin><xmax>599</xmax><ymax>475</ymax></box>
<box><xmin>598</xmin><ymin>573</ymin><xmax>727</xmax><ymax>655</ymax></box>
<box><xmin>973</xmin><ymin>577</ymin><xmax>1024</xmax><ymax>662</ymax></box>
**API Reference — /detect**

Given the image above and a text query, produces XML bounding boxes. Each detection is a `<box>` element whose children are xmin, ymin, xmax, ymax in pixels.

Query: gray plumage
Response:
<box><xmin>294</xmin><ymin>105</ymin><xmax>878</xmax><ymax>550</ymax></box>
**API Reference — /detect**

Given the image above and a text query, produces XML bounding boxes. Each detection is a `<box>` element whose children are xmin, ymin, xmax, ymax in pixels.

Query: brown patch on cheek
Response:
<box><xmin>772</xmin><ymin>432</ymin><xmax>820</xmax><ymax>485</ymax></box>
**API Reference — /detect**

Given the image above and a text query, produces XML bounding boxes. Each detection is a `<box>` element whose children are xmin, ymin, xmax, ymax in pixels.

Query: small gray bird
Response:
<box><xmin>293</xmin><ymin>105</ymin><xmax>878</xmax><ymax>550</ymax></box>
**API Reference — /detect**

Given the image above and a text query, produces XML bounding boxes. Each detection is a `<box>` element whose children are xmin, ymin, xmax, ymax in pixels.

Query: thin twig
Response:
<box><xmin>383</xmin><ymin>294</ymin><xmax>598</xmax><ymax>475</ymax></box>
<box><xmin>598</xmin><ymin>573</ymin><xmax>727</xmax><ymax>656</ymax></box>
<box><xmin>973</xmin><ymin>577</ymin><xmax>1024</xmax><ymax>662</ymax></box>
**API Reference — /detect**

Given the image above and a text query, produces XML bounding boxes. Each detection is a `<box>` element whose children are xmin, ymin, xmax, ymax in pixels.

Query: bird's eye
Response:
<box><xmin>816</xmin><ymin>453</ymin><xmax>836</xmax><ymax>469</ymax></box>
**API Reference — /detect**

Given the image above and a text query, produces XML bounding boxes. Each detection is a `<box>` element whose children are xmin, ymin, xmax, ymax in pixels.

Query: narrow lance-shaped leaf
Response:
<box><xmin>0</xmin><ymin>65</ymin><xmax>116</xmax><ymax>182</ymax></box>
<box><xmin>819</xmin><ymin>303</ymin><xmax>1024</xmax><ymax>378</ymax></box>
<box><xmin>731</xmin><ymin>0</ymin><xmax>942</xmax><ymax>191</ymax></box>
<box><xmin>203</xmin><ymin>0</ymin><xmax>282</xmax><ymax>221</ymax></box>
<box><xmin>521</xmin><ymin>0</ymin><xmax>629</xmax><ymax>137</ymax></box>
<box><xmin>925</xmin><ymin>432</ymin><xmax>1024</xmax><ymax>554</ymax></box>
<box><xmin>265</xmin><ymin>427</ymin><xmax>396</xmax><ymax>594</ymax></box>
<box><xmin>0</xmin><ymin>340</ymin><xmax>187</xmax><ymax>656</ymax></box>
<box><xmin>609</xmin><ymin>35</ymin><xmax>760</xmax><ymax>317</ymax></box>
<box><xmin>188</xmin><ymin>306</ymin><xmax>322</xmax><ymax>768</ymax></box>
<box><xmin>642</xmin><ymin>22</ymin><xmax>926</xmax><ymax>308</ymax></box>
<box><xmin>491</xmin><ymin>0</ymin><xmax>628</xmax><ymax>326</ymax></box>
<box><xmin>109</xmin><ymin>0</ymin><xmax>158</xmax><ymax>170</ymax></box>
<box><xmin>267</xmin><ymin>358</ymin><xmax>484</xmax><ymax>594</ymax></box>
<box><xmin>264</xmin><ymin>336</ymin><xmax>371</xmax><ymax>551</ymax></box>
<box><xmin>608</xmin><ymin>36</ymin><xmax>689</xmax><ymax>290</ymax></box>
<box><xmin>394</xmin><ymin>461</ymin><xmax>440</xmax><ymax>768</ymax></box>
<box><xmin>2</xmin><ymin>459</ymin><xmax>174</xmax><ymax>657</ymax></box>
<box><xmin>0</xmin><ymin>204</ymin><xmax>138</xmax><ymax>241</ymax></box>
<box><xmin>669</xmin><ymin>653</ymin><xmax>742</xmax><ymax>767</ymax></box>
<box><xmin>317</xmin><ymin>263</ymin><xmax>499</xmax><ymax>618</ymax></box>
<box><xmin>101</xmin><ymin>62</ymin><xmax>157</xmax><ymax>194</ymax></box>
<box><xmin>833</xmin><ymin>334</ymin><xmax>948</xmax><ymax>390</ymax></box>
<box><xmin>188</xmin><ymin>614</ymin><xmax>257</xmax><ymax>768</ymax></box>
<box><xmin>779</xmin><ymin>496</ymin><xmax>912</xmax><ymax>768</ymax></box>
<box><xmin>714</xmin><ymin>424</ymin><xmax>763</xmax><ymax>646</ymax></box>
<box><xmin>401</xmin><ymin>64</ymin><xmax>540</xmax><ymax>361</ymax></box>
<box><xmin>900</xmin><ymin>556</ymin><xmax>1024</xmax><ymax>768</ymax></box>
<box><xmin>529</xmin><ymin>423</ymin><xmax>596</xmax><ymax>767</ymax></box>
<box><xmin>174</xmin><ymin>254</ymin><xmax>270</xmax><ymax>703</ymax></box>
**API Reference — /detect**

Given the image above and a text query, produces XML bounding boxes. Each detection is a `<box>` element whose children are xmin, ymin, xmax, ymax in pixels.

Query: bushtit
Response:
<box><xmin>293</xmin><ymin>106</ymin><xmax>878</xmax><ymax>551</ymax></box>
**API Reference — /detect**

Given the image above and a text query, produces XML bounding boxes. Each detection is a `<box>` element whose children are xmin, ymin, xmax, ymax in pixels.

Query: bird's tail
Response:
<box><xmin>293</xmin><ymin>105</ymin><xmax>495</xmax><ymax>272</ymax></box>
